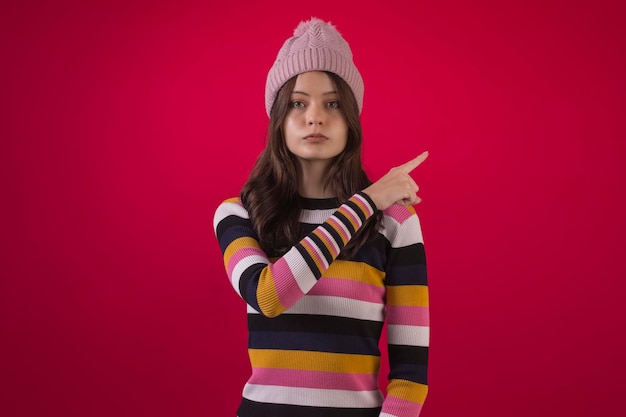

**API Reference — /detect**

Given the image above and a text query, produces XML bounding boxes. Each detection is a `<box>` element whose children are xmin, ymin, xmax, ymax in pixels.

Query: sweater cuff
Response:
<box><xmin>356</xmin><ymin>191</ymin><xmax>378</xmax><ymax>215</ymax></box>
<box><xmin>344</xmin><ymin>192</ymin><xmax>376</xmax><ymax>223</ymax></box>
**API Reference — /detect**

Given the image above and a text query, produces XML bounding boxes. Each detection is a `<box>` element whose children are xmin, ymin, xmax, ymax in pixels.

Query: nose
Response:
<box><xmin>306</xmin><ymin>102</ymin><xmax>324</xmax><ymax>125</ymax></box>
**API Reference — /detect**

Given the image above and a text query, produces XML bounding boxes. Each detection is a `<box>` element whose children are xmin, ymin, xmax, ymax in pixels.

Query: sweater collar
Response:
<box><xmin>298</xmin><ymin>195</ymin><xmax>340</xmax><ymax>210</ymax></box>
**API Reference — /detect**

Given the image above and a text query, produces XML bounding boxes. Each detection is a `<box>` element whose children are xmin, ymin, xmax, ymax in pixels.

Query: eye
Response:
<box><xmin>327</xmin><ymin>100</ymin><xmax>341</xmax><ymax>109</ymax></box>
<box><xmin>290</xmin><ymin>100</ymin><xmax>305</xmax><ymax>109</ymax></box>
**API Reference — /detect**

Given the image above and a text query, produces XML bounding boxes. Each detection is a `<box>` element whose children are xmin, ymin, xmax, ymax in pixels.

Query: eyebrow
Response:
<box><xmin>291</xmin><ymin>90</ymin><xmax>338</xmax><ymax>96</ymax></box>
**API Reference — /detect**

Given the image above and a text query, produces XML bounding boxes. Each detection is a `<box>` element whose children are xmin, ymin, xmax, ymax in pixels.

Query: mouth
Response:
<box><xmin>303</xmin><ymin>133</ymin><xmax>328</xmax><ymax>142</ymax></box>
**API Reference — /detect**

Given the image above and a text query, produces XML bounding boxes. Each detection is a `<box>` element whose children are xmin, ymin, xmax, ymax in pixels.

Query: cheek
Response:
<box><xmin>283</xmin><ymin>123</ymin><xmax>298</xmax><ymax>153</ymax></box>
<box><xmin>283</xmin><ymin>119</ymin><xmax>296</xmax><ymax>143</ymax></box>
<box><xmin>338</xmin><ymin>120</ymin><xmax>349</xmax><ymax>146</ymax></box>
<box><xmin>283</xmin><ymin>115</ymin><xmax>300</xmax><ymax>134</ymax></box>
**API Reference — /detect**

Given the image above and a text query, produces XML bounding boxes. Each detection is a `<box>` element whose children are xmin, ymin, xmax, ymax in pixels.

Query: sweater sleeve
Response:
<box><xmin>380</xmin><ymin>205</ymin><xmax>429</xmax><ymax>417</ymax></box>
<box><xmin>213</xmin><ymin>192</ymin><xmax>376</xmax><ymax>318</ymax></box>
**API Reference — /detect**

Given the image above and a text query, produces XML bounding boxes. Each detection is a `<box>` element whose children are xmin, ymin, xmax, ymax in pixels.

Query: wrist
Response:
<box><xmin>360</xmin><ymin>188</ymin><xmax>382</xmax><ymax>211</ymax></box>
<box><xmin>357</xmin><ymin>190</ymin><xmax>379</xmax><ymax>213</ymax></box>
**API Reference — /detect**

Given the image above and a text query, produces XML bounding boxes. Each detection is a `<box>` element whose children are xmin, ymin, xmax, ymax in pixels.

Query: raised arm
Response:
<box><xmin>213</xmin><ymin>192</ymin><xmax>376</xmax><ymax>317</ymax></box>
<box><xmin>214</xmin><ymin>151</ymin><xmax>428</xmax><ymax>319</ymax></box>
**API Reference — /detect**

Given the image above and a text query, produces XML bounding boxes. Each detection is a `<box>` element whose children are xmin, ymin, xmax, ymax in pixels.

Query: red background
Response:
<box><xmin>2</xmin><ymin>0</ymin><xmax>625</xmax><ymax>416</ymax></box>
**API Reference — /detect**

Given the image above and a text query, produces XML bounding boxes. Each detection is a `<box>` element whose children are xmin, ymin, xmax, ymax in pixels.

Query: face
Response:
<box><xmin>283</xmin><ymin>71</ymin><xmax>349</xmax><ymax>168</ymax></box>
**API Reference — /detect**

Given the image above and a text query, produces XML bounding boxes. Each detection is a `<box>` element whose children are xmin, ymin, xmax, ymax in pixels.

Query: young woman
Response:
<box><xmin>214</xmin><ymin>17</ymin><xmax>429</xmax><ymax>417</ymax></box>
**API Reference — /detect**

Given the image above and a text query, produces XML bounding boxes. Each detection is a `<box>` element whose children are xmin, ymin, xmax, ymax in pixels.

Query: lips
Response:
<box><xmin>304</xmin><ymin>133</ymin><xmax>328</xmax><ymax>142</ymax></box>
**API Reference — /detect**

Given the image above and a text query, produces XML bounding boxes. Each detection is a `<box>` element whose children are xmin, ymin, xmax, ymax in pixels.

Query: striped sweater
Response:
<box><xmin>213</xmin><ymin>192</ymin><xmax>429</xmax><ymax>417</ymax></box>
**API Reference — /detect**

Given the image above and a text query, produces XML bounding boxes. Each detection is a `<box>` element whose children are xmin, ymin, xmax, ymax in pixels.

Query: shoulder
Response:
<box><xmin>213</xmin><ymin>197</ymin><xmax>250</xmax><ymax>231</ymax></box>
<box><xmin>380</xmin><ymin>204</ymin><xmax>424</xmax><ymax>246</ymax></box>
<box><xmin>382</xmin><ymin>204</ymin><xmax>419</xmax><ymax>225</ymax></box>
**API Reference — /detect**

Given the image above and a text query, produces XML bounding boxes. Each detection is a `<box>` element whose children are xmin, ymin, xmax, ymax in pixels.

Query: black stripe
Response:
<box><xmin>238</xmin><ymin>263</ymin><xmax>266</xmax><ymax>312</ymax></box>
<box><xmin>320</xmin><ymin>222</ymin><xmax>345</xmax><ymax>250</ymax></box>
<box><xmin>344</xmin><ymin>199</ymin><xmax>367</xmax><ymax>224</ymax></box>
<box><xmin>388</xmin><ymin>363</ymin><xmax>428</xmax><ymax>385</ymax></box>
<box><xmin>238</xmin><ymin>398</ymin><xmax>381</xmax><ymax>417</ymax></box>
<box><xmin>351</xmin><ymin>242</ymin><xmax>387</xmax><ymax>271</ymax></box>
<box><xmin>334</xmin><ymin>211</ymin><xmax>356</xmax><ymax>235</ymax></box>
<box><xmin>248</xmin><ymin>331</ymin><xmax>380</xmax><ymax>355</ymax></box>
<box><xmin>216</xmin><ymin>218</ymin><xmax>256</xmax><ymax>253</ymax></box>
<box><xmin>248</xmin><ymin>314</ymin><xmax>383</xmax><ymax>338</ymax></box>
<box><xmin>295</xmin><ymin>244</ymin><xmax>322</xmax><ymax>279</ymax></box>
<box><xmin>309</xmin><ymin>231</ymin><xmax>334</xmax><ymax>265</ymax></box>
<box><xmin>300</xmin><ymin>223</ymin><xmax>317</xmax><ymax>235</ymax></box>
<box><xmin>385</xmin><ymin>263</ymin><xmax>428</xmax><ymax>286</ymax></box>
<box><xmin>388</xmin><ymin>345</ymin><xmax>429</xmax><ymax>385</ymax></box>
<box><xmin>388</xmin><ymin>344</ymin><xmax>429</xmax><ymax>366</ymax></box>
<box><xmin>299</xmin><ymin>196</ymin><xmax>340</xmax><ymax>210</ymax></box>
<box><xmin>357</xmin><ymin>191</ymin><xmax>377</xmax><ymax>213</ymax></box>
<box><xmin>389</xmin><ymin>363</ymin><xmax>428</xmax><ymax>385</ymax></box>
<box><xmin>387</xmin><ymin>243</ymin><xmax>426</xmax><ymax>265</ymax></box>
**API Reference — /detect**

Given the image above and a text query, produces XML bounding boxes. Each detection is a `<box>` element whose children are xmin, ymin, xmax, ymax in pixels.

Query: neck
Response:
<box><xmin>297</xmin><ymin>160</ymin><xmax>334</xmax><ymax>198</ymax></box>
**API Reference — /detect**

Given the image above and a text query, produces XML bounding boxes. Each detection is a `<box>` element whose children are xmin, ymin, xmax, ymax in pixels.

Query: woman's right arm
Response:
<box><xmin>214</xmin><ymin>152</ymin><xmax>429</xmax><ymax>318</ymax></box>
<box><xmin>213</xmin><ymin>193</ymin><xmax>376</xmax><ymax>318</ymax></box>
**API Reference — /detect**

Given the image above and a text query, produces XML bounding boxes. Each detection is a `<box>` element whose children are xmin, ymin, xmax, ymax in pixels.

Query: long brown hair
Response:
<box><xmin>241</xmin><ymin>72</ymin><xmax>382</xmax><ymax>258</ymax></box>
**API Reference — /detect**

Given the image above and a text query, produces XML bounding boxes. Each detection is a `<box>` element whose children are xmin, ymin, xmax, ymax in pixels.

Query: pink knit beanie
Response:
<box><xmin>265</xmin><ymin>17</ymin><xmax>364</xmax><ymax>116</ymax></box>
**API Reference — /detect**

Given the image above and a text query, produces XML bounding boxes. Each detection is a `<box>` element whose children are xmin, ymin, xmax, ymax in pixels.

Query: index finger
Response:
<box><xmin>400</xmin><ymin>151</ymin><xmax>429</xmax><ymax>174</ymax></box>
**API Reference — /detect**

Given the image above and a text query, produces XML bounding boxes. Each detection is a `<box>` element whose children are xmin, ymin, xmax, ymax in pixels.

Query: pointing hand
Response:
<box><xmin>363</xmin><ymin>151</ymin><xmax>428</xmax><ymax>211</ymax></box>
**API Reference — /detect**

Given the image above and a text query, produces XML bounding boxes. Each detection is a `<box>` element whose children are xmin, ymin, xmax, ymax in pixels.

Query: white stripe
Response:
<box><xmin>213</xmin><ymin>200</ymin><xmax>248</xmax><ymax>232</ymax></box>
<box><xmin>395</xmin><ymin>215</ymin><xmax>423</xmax><ymax>246</ymax></box>
<box><xmin>317</xmin><ymin>226</ymin><xmax>341</xmax><ymax>257</ymax></box>
<box><xmin>302</xmin><ymin>236</ymin><xmax>330</xmax><ymax>269</ymax></box>
<box><xmin>343</xmin><ymin>205</ymin><xmax>363</xmax><ymax>228</ymax></box>
<box><xmin>330</xmin><ymin>213</ymin><xmax>352</xmax><ymax>241</ymax></box>
<box><xmin>242</xmin><ymin>383</ymin><xmax>383</xmax><ymax>408</ymax></box>
<box><xmin>284</xmin><ymin>247</ymin><xmax>318</xmax><ymax>294</ymax></box>
<box><xmin>284</xmin><ymin>296</ymin><xmax>384</xmax><ymax>322</ymax></box>
<box><xmin>380</xmin><ymin>413</ymin><xmax>396</xmax><ymax>417</ymax></box>
<box><xmin>353</xmin><ymin>193</ymin><xmax>374</xmax><ymax>216</ymax></box>
<box><xmin>379</xmin><ymin>218</ymin><xmax>398</xmax><ymax>243</ymax></box>
<box><xmin>231</xmin><ymin>255</ymin><xmax>269</xmax><ymax>296</ymax></box>
<box><xmin>387</xmin><ymin>325</ymin><xmax>430</xmax><ymax>347</ymax></box>
<box><xmin>300</xmin><ymin>208</ymin><xmax>334</xmax><ymax>224</ymax></box>
<box><xmin>380</xmin><ymin>214</ymin><xmax>424</xmax><ymax>247</ymax></box>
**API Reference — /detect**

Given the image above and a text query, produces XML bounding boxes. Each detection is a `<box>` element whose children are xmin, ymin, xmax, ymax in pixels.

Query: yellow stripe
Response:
<box><xmin>223</xmin><ymin>236</ymin><xmax>261</xmax><ymax>269</ymax></box>
<box><xmin>223</xmin><ymin>197</ymin><xmax>240</xmax><ymax>204</ymax></box>
<box><xmin>301</xmin><ymin>238</ymin><xmax>324</xmax><ymax>273</ymax></box>
<box><xmin>386</xmin><ymin>285</ymin><xmax>429</xmax><ymax>307</ymax></box>
<box><xmin>338</xmin><ymin>206</ymin><xmax>360</xmax><ymax>233</ymax></box>
<box><xmin>327</xmin><ymin>217</ymin><xmax>349</xmax><ymax>246</ymax></box>
<box><xmin>313</xmin><ymin>229</ymin><xmax>338</xmax><ymax>258</ymax></box>
<box><xmin>325</xmin><ymin>260</ymin><xmax>385</xmax><ymax>287</ymax></box>
<box><xmin>249</xmin><ymin>349</ymin><xmax>379</xmax><ymax>373</ymax></box>
<box><xmin>387</xmin><ymin>379</ymin><xmax>428</xmax><ymax>404</ymax></box>
<box><xmin>257</xmin><ymin>268</ymin><xmax>285</xmax><ymax>318</ymax></box>
<box><xmin>351</xmin><ymin>195</ymin><xmax>370</xmax><ymax>217</ymax></box>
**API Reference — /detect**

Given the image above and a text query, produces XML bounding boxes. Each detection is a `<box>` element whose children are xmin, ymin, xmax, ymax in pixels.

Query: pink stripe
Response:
<box><xmin>301</xmin><ymin>237</ymin><xmax>327</xmax><ymax>270</ymax></box>
<box><xmin>227</xmin><ymin>247</ymin><xmax>267</xmax><ymax>277</ymax></box>
<box><xmin>352</xmin><ymin>194</ymin><xmax>374</xmax><ymax>216</ymax></box>
<box><xmin>269</xmin><ymin>258</ymin><xmax>304</xmax><ymax>308</ymax></box>
<box><xmin>386</xmin><ymin>306</ymin><xmax>430</xmax><ymax>326</ymax></box>
<box><xmin>249</xmin><ymin>368</ymin><xmax>378</xmax><ymax>391</ymax></box>
<box><xmin>384</xmin><ymin>205</ymin><xmax>412</xmax><ymax>223</ymax></box>
<box><xmin>309</xmin><ymin>278</ymin><xmax>384</xmax><ymax>304</ymax></box>
<box><xmin>381</xmin><ymin>395</ymin><xmax>423</xmax><ymax>416</ymax></box>
<box><xmin>315</xmin><ymin>227</ymin><xmax>339</xmax><ymax>258</ymax></box>
<box><xmin>327</xmin><ymin>217</ymin><xmax>349</xmax><ymax>245</ymax></box>
<box><xmin>341</xmin><ymin>205</ymin><xmax>362</xmax><ymax>229</ymax></box>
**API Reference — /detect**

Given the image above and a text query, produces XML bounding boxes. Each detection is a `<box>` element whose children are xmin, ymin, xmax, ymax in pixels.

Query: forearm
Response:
<box><xmin>215</xmin><ymin>192</ymin><xmax>376</xmax><ymax>317</ymax></box>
